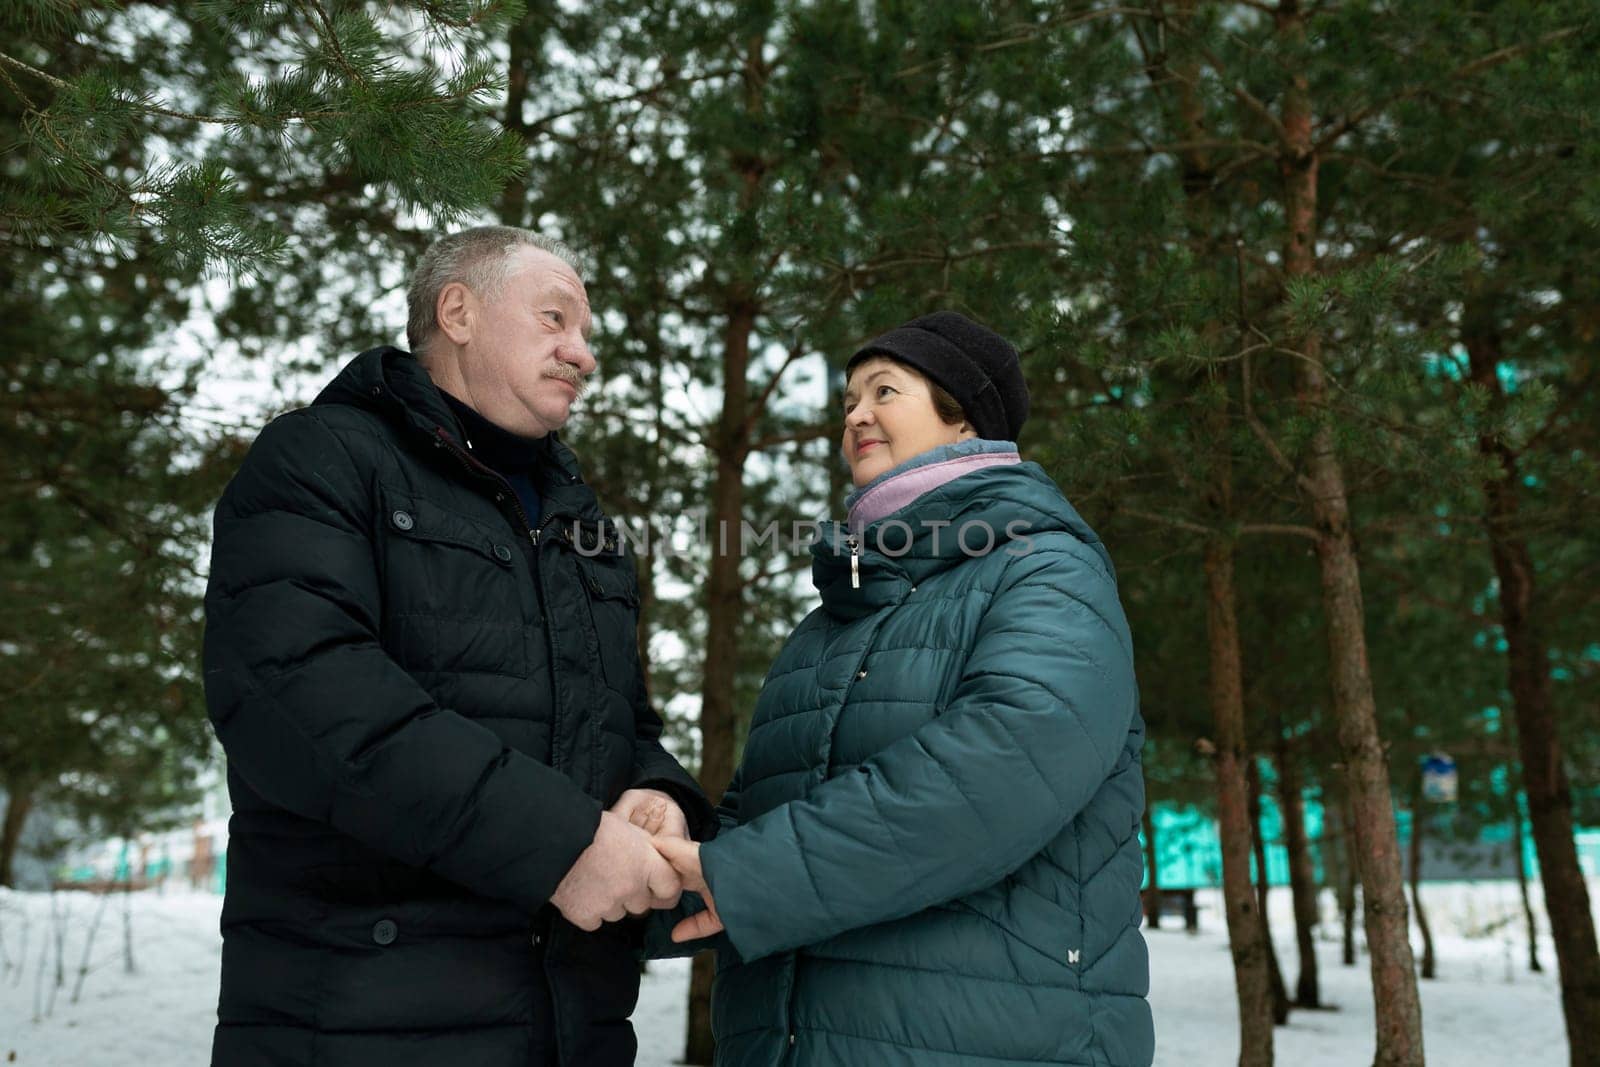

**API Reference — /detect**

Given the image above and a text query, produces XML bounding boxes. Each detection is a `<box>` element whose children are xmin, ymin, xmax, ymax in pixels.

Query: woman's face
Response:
<box><xmin>841</xmin><ymin>357</ymin><xmax>974</xmax><ymax>487</ymax></box>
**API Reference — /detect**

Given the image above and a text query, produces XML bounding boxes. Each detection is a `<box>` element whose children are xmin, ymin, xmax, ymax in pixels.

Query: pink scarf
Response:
<box><xmin>847</xmin><ymin>447</ymin><xmax>1021</xmax><ymax>534</ymax></box>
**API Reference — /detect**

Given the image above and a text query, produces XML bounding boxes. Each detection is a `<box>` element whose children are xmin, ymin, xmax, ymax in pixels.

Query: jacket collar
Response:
<box><xmin>437</xmin><ymin>389</ymin><xmax>544</xmax><ymax>473</ymax></box>
<box><xmin>811</xmin><ymin>458</ymin><xmax>1112</xmax><ymax>620</ymax></box>
<box><xmin>311</xmin><ymin>346</ymin><xmax>599</xmax><ymax>521</ymax></box>
<box><xmin>845</xmin><ymin>439</ymin><xmax>1020</xmax><ymax>534</ymax></box>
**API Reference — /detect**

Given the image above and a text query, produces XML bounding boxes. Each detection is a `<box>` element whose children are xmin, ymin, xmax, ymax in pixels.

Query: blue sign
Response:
<box><xmin>1421</xmin><ymin>753</ymin><xmax>1458</xmax><ymax>803</ymax></box>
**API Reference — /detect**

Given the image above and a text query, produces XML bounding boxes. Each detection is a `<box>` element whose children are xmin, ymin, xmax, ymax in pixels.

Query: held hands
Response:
<box><xmin>650</xmin><ymin>836</ymin><xmax>725</xmax><ymax>943</ymax></box>
<box><xmin>549</xmin><ymin>810</ymin><xmax>682</xmax><ymax>931</ymax></box>
<box><xmin>610</xmin><ymin>787</ymin><xmax>690</xmax><ymax>840</ymax></box>
<box><xmin>548</xmin><ymin>790</ymin><xmax>691</xmax><ymax>932</ymax></box>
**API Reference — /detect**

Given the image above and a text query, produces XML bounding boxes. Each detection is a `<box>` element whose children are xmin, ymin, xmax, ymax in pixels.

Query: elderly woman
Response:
<box><xmin>652</xmin><ymin>312</ymin><xmax>1152</xmax><ymax>1067</ymax></box>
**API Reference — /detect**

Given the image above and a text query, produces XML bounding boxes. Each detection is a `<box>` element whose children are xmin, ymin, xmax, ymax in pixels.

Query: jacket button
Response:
<box><xmin>372</xmin><ymin>919</ymin><xmax>398</xmax><ymax>946</ymax></box>
<box><xmin>531</xmin><ymin>932</ymin><xmax>543</xmax><ymax>948</ymax></box>
<box><xmin>493</xmin><ymin>544</ymin><xmax>513</xmax><ymax>563</ymax></box>
<box><xmin>390</xmin><ymin>509</ymin><xmax>414</xmax><ymax>531</ymax></box>
<box><xmin>370</xmin><ymin>385</ymin><xmax>382</xmax><ymax>397</ymax></box>
<box><xmin>856</xmin><ymin>669</ymin><xmax>868</xmax><ymax>679</ymax></box>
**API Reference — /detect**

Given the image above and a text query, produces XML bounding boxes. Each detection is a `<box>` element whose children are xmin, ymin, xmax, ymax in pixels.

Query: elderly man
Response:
<box><xmin>203</xmin><ymin>226</ymin><xmax>713</xmax><ymax>1067</ymax></box>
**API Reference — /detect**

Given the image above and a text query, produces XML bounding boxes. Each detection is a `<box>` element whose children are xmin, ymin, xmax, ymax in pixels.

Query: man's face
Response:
<box><xmin>451</xmin><ymin>247</ymin><xmax>596</xmax><ymax>437</ymax></box>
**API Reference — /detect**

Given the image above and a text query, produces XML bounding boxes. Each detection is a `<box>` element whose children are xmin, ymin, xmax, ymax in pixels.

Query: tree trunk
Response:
<box><xmin>684</xmin><ymin>301</ymin><xmax>756</xmax><ymax>1066</ymax></box>
<box><xmin>1464</xmin><ymin>313</ymin><xmax>1599</xmax><ymax>1065</ymax></box>
<box><xmin>495</xmin><ymin>16</ymin><xmax>537</xmax><ymax>225</ymax></box>
<box><xmin>1247</xmin><ymin>757</ymin><xmax>1292</xmax><ymax>1025</ymax></box>
<box><xmin>687</xmin><ymin>38</ymin><xmax>770</xmax><ymax>1052</ymax></box>
<box><xmin>1275</xmin><ymin>740</ymin><xmax>1323</xmax><ymax>1006</ymax></box>
<box><xmin>1325</xmin><ymin>788</ymin><xmax>1359</xmax><ymax>967</ymax></box>
<box><xmin>0</xmin><ymin>782</ymin><xmax>35</xmax><ymax>888</ymax></box>
<box><xmin>1142</xmin><ymin>800</ymin><xmax>1162</xmax><ymax>930</ymax></box>
<box><xmin>1408</xmin><ymin>777</ymin><xmax>1436</xmax><ymax>980</ymax></box>
<box><xmin>121</xmin><ymin>882</ymin><xmax>135</xmax><ymax>974</ymax></box>
<box><xmin>1276</xmin><ymin>7</ymin><xmax>1424</xmax><ymax>1060</ymax></box>
<box><xmin>1204</xmin><ymin>537</ymin><xmax>1276</xmax><ymax>1064</ymax></box>
<box><xmin>635</xmin><ymin>314</ymin><xmax>672</xmax><ymax>686</ymax></box>
<box><xmin>1149</xmin><ymin>28</ymin><xmax>1274</xmax><ymax>1053</ymax></box>
<box><xmin>1513</xmin><ymin>799</ymin><xmax>1543</xmax><ymax>974</ymax></box>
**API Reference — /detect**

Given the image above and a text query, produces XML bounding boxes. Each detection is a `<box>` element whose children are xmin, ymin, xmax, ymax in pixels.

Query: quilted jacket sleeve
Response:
<box><xmin>203</xmin><ymin>411</ymin><xmax>602</xmax><ymax>913</ymax></box>
<box><xmin>699</xmin><ymin>542</ymin><xmax>1137</xmax><ymax>962</ymax></box>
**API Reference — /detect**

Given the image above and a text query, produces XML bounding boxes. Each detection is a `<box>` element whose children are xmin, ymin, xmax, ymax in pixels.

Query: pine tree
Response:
<box><xmin>0</xmin><ymin>1</ymin><xmax>532</xmax><ymax>881</ymax></box>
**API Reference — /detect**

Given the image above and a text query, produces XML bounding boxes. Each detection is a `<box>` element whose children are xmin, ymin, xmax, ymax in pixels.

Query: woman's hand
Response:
<box><xmin>651</xmin><ymin>836</ymin><xmax>725</xmax><ymax>942</ymax></box>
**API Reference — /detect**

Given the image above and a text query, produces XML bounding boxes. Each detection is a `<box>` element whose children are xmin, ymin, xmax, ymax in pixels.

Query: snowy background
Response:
<box><xmin>0</xmin><ymin>882</ymin><xmax>1577</xmax><ymax>1066</ymax></box>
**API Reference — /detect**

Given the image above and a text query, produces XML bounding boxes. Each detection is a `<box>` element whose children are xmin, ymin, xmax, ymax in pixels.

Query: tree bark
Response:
<box><xmin>684</xmin><ymin>301</ymin><xmax>756</xmax><ymax>1066</ymax></box>
<box><xmin>1147</xmin><ymin>23</ymin><xmax>1275</xmax><ymax>1053</ymax></box>
<box><xmin>1276</xmin><ymin>5</ymin><xmax>1424</xmax><ymax>1060</ymax></box>
<box><xmin>1142</xmin><ymin>800</ymin><xmax>1162</xmax><ymax>930</ymax></box>
<box><xmin>1247</xmin><ymin>757</ymin><xmax>1292</xmax><ymax>1025</ymax></box>
<box><xmin>1512</xmin><ymin>800</ymin><xmax>1543</xmax><ymax>974</ymax></box>
<box><xmin>1</xmin><ymin>782</ymin><xmax>35</xmax><ymax>889</ymax></box>
<box><xmin>1325</xmin><ymin>788</ymin><xmax>1359</xmax><ymax>967</ymax></box>
<box><xmin>686</xmin><ymin>37</ymin><xmax>771</xmax><ymax>1062</ymax></box>
<box><xmin>1275</xmin><ymin>740</ymin><xmax>1323</xmax><ymax>1006</ymax></box>
<box><xmin>1204</xmin><ymin>537</ymin><xmax>1276</xmax><ymax>1065</ymax></box>
<box><xmin>495</xmin><ymin>15</ymin><xmax>537</xmax><ymax>225</ymax></box>
<box><xmin>1160</xmin><ymin>25</ymin><xmax>1276</xmax><ymax>1057</ymax></box>
<box><xmin>1408</xmin><ymin>777</ymin><xmax>1436</xmax><ymax>980</ymax></box>
<box><xmin>1464</xmin><ymin>312</ymin><xmax>1599</xmax><ymax>1064</ymax></box>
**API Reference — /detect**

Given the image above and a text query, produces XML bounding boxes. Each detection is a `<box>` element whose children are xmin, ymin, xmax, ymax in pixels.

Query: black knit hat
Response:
<box><xmin>845</xmin><ymin>311</ymin><xmax>1029</xmax><ymax>442</ymax></box>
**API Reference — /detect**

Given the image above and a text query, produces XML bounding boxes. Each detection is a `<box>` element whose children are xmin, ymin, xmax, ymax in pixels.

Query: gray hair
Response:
<box><xmin>405</xmin><ymin>226</ymin><xmax>581</xmax><ymax>356</ymax></box>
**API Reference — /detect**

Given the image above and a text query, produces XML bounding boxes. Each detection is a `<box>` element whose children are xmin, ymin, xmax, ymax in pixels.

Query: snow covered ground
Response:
<box><xmin>0</xmin><ymin>882</ymin><xmax>1577</xmax><ymax>1065</ymax></box>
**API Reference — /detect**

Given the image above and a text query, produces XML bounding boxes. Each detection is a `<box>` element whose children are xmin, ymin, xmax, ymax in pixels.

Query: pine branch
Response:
<box><xmin>1360</xmin><ymin>558</ymin><xmax>1496</xmax><ymax>629</ymax></box>
<box><xmin>744</xmin><ymin>341</ymin><xmax>814</xmax><ymax>438</ymax></box>
<box><xmin>1155</xmin><ymin>24</ymin><xmax>1290</xmax><ymax>145</ymax></box>
<box><xmin>1</xmin><ymin>48</ymin><xmax>498</xmax><ymax>127</ymax></box>
<box><xmin>1239</xmin><ymin>522</ymin><xmax>1320</xmax><ymax>540</ymax></box>
<box><xmin>524</xmin><ymin>67</ymin><xmax>739</xmax><ymax>133</ymax></box>
<box><xmin>1234</xmin><ymin>240</ymin><xmax>1316</xmax><ymax>494</ymax></box>
<box><xmin>1514</xmin><ymin>364</ymin><xmax>1594</xmax><ymax>459</ymax></box>
<box><xmin>739</xmin><ymin>550</ymin><xmax>812</xmax><ymax>593</ymax></box>
<box><xmin>1116</xmin><ymin>507</ymin><xmax>1212</xmax><ymax>537</ymax></box>
<box><xmin>893</xmin><ymin>7</ymin><xmax>1152</xmax><ymax>79</ymax></box>
<box><xmin>0</xmin><ymin>49</ymin><xmax>68</xmax><ymax>92</ymax></box>
<box><xmin>1313</xmin><ymin>26</ymin><xmax>1586</xmax><ymax>154</ymax></box>
<box><xmin>750</xmin><ymin>422</ymin><xmax>833</xmax><ymax>452</ymax></box>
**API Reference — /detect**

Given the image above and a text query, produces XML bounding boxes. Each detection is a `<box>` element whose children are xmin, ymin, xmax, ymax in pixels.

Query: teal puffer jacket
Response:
<box><xmin>696</xmin><ymin>456</ymin><xmax>1152</xmax><ymax>1066</ymax></box>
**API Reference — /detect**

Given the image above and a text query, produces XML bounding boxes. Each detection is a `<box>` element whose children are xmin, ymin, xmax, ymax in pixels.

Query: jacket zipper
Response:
<box><xmin>784</xmin><ymin>530</ymin><xmax>860</xmax><ymax>1062</ymax></box>
<box><xmin>432</xmin><ymin>427</ymin><xmax>538</xmax><ymax>538</ymax></box>
<box><xmin>434</xmin><ymin>426</ymin><xmax>575</xmax><ymax>1066</ymax></box>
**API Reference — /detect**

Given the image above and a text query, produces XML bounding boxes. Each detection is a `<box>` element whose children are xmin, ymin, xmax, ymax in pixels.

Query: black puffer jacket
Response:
<box><xmin>203</xmin><ymin>346</ymin><xmax>710</xmax><ymax>1067</ymax></box>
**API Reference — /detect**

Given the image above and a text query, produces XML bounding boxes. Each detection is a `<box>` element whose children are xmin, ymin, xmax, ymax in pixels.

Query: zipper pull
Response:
<box><xmin>848</xmin><ymin>535</ymin><xmax>860</xmax><ymax>589</ymax></box>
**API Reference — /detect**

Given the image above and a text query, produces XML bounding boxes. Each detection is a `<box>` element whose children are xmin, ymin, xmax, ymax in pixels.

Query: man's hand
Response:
<box><xmin>651</xmin><ymin>836</ymin><xmax>724</xmax><ymax>943</ymax></box>
<box><xmin>610</xmin><ymin>787</ymin><xmax>689</xmax><ymax>840</ymax></box>
<box><xmin>550</xmin><ymin>811</ymin><xmax>682</xmax><ymax>931</ymax></box>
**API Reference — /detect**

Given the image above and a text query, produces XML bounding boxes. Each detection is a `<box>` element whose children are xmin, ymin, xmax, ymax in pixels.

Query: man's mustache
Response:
<box><xmin>546</xmin><ymin>363</ymin><xmax>588</xmax><ymax>399</ymax></box>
